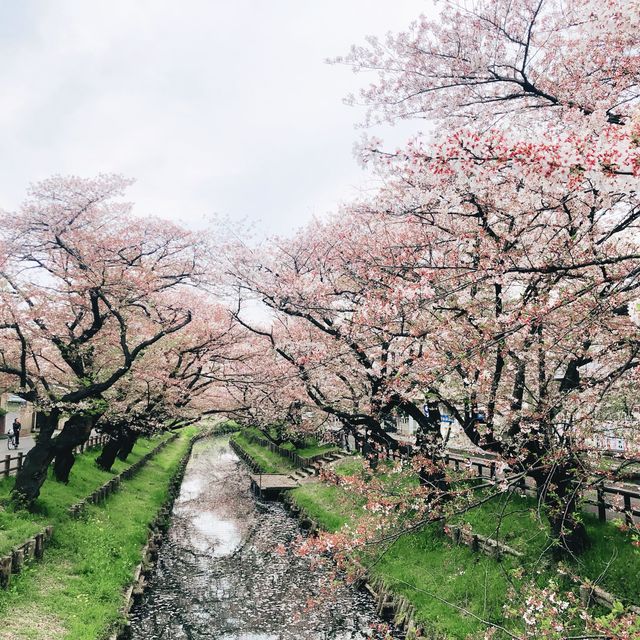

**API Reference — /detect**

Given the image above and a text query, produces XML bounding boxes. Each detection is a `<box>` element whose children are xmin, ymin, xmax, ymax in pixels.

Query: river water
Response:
<box><xmin>128</xmin><ymin>437</ymin><xmax>396</xmax><ymax>640</ymax></box>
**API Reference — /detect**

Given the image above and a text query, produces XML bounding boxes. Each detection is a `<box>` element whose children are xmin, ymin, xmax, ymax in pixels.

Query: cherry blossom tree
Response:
<box><xmin>0</xmin><ymin>175</ymin><xmax>205</xmax><ymax>503</ymax></box>
<box><xmin>329</xmin><ymin>0</ymin><xmax>640</xmax><ymax>554</ymax></box>
<box><xmin>214</xmin><ymin>0</ymin><xmax>640</xmax><ymax>561</ymax></box>
<box><xmin>225</xmin><ymin>215</ymin><xmax>457</xmax><ymax>496</ymax></box>
<box><xmin>338</xmin><ymin>0</ymin><xmax>640</xmax><ymax>130</ymax></box>
<box><xmin>95</xmin><ymin>294</ymin><xmax>247</xmax><ymax>471</ymax></box>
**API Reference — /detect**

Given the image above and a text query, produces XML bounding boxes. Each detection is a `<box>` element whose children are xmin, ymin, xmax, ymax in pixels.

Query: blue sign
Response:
<box><xmin>441</xmin><ymin>415</ymin><xmax>453</xmax><ymax>424</ymax></box>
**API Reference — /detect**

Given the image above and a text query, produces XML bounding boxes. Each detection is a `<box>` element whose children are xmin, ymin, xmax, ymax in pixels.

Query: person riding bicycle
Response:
<box><xmin>11</xmin><ymin>418</ymin><xmax>21</xmax><ymax>448</ymax></box>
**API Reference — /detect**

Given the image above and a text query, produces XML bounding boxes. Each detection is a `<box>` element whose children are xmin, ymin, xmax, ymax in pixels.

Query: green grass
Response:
<box><xmin>450</xmin><ymin>491</ymin><xmax>551</xmax><ymax>557</ymax></box>
<box><xmin>0</xmin><ymin>435</ymin><xmax>170</xmax><ymax>557</ymax></box>
<box><xmin>371</xmin><ymin>526</ymin><xmax>528</xmax><ymax>639</ymax></box>
<box><xmin>334</xmin><ymin>457</ymin><xmax>365</xmax><ymax>477</ymax></box>
<box><xmin>333</xmin><ymin>455</ymin><xmax>419</xmax><ymax>493</ymax></box>
<box><xmin>231</xmin><ymin>429</ymin><xmax>339</xmax><ymax>472</ymax></box>
<box><xmin>274</xmin><ymin>440</ymin><xmax>337</xmax><ymax>459</ymax></box>
<box><xmin>451</xmin><ymin>490</ymin><xmax>640</xmax><ymax>605</ymax></box>
<box><xmin>289</xmin><ymin>459</ymin><xmax>526</xmax><ymax>638</ymax></box>
<box><xmin>231</xmin><ymin>432</ymin><xmax>297</xmax><ymax>473</ymax></box>
<box><xmin>288</xmin><ymin>459</ymin><xmax>638</xmax><ymax>638</ymax></box>
<box><xmin>0</xmin><ymin>428</ymin><xmax>196</xmax><ymax>640</ymax></box>
<box><xmin>576</xmin><ymin>517</ymin><xmax>640</xmax><ymax>603</ymax></box>
<box><xmin>244</xmin><ymin>428</ymin><xmax>338</xmax><ymax>459</ymax></box>
<box><xmin>289</xmin><ymin>465</ymin><xmax>529</xmax><ymax>638</ymax></box>
<box><xmin>295</xmin><ymin>443</ymin><xmax>338</xmax><ymax>458</ymax></box>
<box><xmin>0</xmin><ymin>512</ymin><xmax>41</xmax><ymax>560</ymax></box>
<box><xmin>289</xmin><ymin>483</ymin><xmax>365</xmax><ymax>532</ymax></box>
<box><xmin>243</xmin><ymin>426</ymin><xmax>272</xmax><ymax>442</ymax></box>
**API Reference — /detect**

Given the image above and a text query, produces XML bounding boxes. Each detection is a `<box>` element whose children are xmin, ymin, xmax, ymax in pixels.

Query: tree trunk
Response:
<box><xmin>117</xmin><ymin>428</ymin><xmax>138</xmax><ymax>461</ymax></box>
<box><xmin>96</xmin><ymin>432</ymin><xmax>123</xmax><ymax>472</ymax></box>
<box><xmin>11</xmin><ymin>409</ymin><xmax>61</xmax><ymax>506</ymax></box>
<box><xmin>52</xmin><ymin>449</ymin><xmax>75</xmax><ymax>484</ymax></box>
<box><xmin>534</xmin><ymin>461</ymin><xmax>590</xmax><ymax>558</ymax></box>
<box><xmin>52</xmin><ymin>414</ymin><xmax>94</xmax><ymax>483</ymax></box>
<box><xmin>412</xmin><ymin>402</ymin><xmax>449</xmax><ymax>499</ymax></box>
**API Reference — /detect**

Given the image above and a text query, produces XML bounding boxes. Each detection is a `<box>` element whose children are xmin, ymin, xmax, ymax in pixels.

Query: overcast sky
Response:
<box><xmin>0</xmin><ymin>1</ymin><xmax>433</xmax><ymax>236</ymax></box>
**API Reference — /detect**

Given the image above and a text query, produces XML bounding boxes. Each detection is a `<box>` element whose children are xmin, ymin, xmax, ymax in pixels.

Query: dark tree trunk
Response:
<box><xmin>117</xmin><ymin>429</ymin><xmax>138</xmax><ymax>461</ymax></box>
<box><xmin>96</xmin><ymin>432</ymin><xmax>123</xmax><ymax>472</ymax></box>
<box><xmin>12</xmin><ymin>409</ymin><xmax>61</xmax><ymax>506</ymax></box>
<box><xmin>411</xmin><ymin>402</ymin><xmax>449</xmax><ymax>499</ymax></box>
<box><xmin>533</xmin><ymin>460</ymin><xmax>590</xmax><ymax>558</ymax></box>
<box><xmin>52</xmin><ymin>414</ymin><xmax>94</xmax><ymax>483</ymax></box>
<box><xmin>537</xmin><ymin>357</ymin><xmax>590</xmax><ymax>557</ymax></box>
<box><xmin>52</xmin><ymin>450</ymin><xmax>75</xmax><ymax>484</ymax></box>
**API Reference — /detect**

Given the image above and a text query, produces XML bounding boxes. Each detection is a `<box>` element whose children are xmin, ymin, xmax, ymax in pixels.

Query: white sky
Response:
<box><xmin>0</xmin><ymin>1</ymin><xmax>433</xmax><ymax>236</ymax></box>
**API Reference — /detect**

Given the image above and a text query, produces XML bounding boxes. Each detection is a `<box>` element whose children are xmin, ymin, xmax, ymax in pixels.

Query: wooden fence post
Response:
<box><xmin>34</xmin><ymin>533</ymin><xmax>44</xmax><ymax>559</ymax></box>
<box><xmin>597</xmin><ymin>485</ymin><xmax>606</xmax><ymax>522</ymax></box>
<box><xmin>4</xmin><ymin>455</ymin><xmax>10</xmax><ymax>478</ymax></box>
<box><xmin>579</xmin><ymin>585</ymin><xmax>591</xmax><ymax>607</ymax></box>
<box><xmin>0</xmin><ymin>556</ymin><xmax>11</xmax><ymax>589</ymax></box>
<box><xmin>11</xmin><ymin>548</ymin><xmax>24</xmax><ymax>574</ymax></box>
<box><xmin>17</xmin><ymin>452</ymin><xmax>23</xmax><ymax>472</ymax></box>
<box><xmin>624</xmin><ymin>494</ymin><xmax>633</xmax><ymax>526</ymax></box>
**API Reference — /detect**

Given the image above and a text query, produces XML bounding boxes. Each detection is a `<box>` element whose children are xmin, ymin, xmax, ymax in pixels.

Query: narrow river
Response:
<box><xmin>128</xmin><ymin>437</ymin><xmax>397</xmax><ymax>639</ymax></box>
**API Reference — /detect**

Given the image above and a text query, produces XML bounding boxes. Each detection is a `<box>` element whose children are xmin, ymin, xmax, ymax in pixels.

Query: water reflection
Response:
<box><xmin>128</xmin><ymin>437</ymin><xmax>396</xmax><ymax>639</ymax></box>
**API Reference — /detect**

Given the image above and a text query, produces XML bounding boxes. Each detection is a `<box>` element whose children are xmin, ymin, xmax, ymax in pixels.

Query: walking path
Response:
<box><xmin>1</xmin><ymin>433</ymin><xmax>37</xmax><ymax>455</ymax></box>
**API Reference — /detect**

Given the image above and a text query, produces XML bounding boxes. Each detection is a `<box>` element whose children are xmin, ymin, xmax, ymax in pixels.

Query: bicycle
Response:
<box><xmin>6</xmin><ymin>432</ymin><xmax>18</xmax><ymax>450</ymax></box>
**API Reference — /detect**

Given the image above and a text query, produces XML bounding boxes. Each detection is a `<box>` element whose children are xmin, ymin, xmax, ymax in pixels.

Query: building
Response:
<box><xmin>392</xmin><ymin>404</ymin><xmax>487</xmax><ymax>453</ymax></box>
<box><xmin>0</xmin><ymin>393</ymin><xmax>36</xmax><ymax>435</ymax></box>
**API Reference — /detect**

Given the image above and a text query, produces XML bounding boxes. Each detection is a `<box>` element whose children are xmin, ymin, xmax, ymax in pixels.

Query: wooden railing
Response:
<box><xmin>0</xmin><ymin>433</ymin><xmax>109</xmax><ymax>479</ymax></box>
<box><xmin>73</xmin><ymin>434</ymin><xmax>109</xmax><ymax>455</ymax></box>
<box><xmin>244</xmin><ymin>432</ymin><xmax>336</xmax><ymax>469</ymax></box>
<box><xmin>443</xmin><ymin>451</ymin><xmax>640</xmax><ymax>526</ymax></box>
<box><xmin>1</xmin><ymin>452</ymin><xmax>25</xmax><ymax>478</ymax></box>
<box><xmin>350</xmin><ymin>437</ymin><xmax>640</xmax><ymax>526</ymax></box>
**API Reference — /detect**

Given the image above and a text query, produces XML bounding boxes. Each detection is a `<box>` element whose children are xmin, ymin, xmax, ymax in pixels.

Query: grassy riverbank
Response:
<box><xmin>0</xmin><ymin>427</ymin><xmax>196</xmax><ymax>640</ymax></box>
<box><xmin>288</xmin><ymin>461</ymin><xmax>526</xmax><ymax>638</ymax></box>
<box><xmin>231</xmin><ymin>430</ymin><xmax>298</xmax><ymax>473</ymax></box>
<box><xmin>288</xmin><ymin>457</ymin><xmax>640</xmax><ymax>639</ymax></box>
<box><xmin>449</xmin><ymin>489</ymin><xmax>640</xmax><ymax>604</ymax></box>
<box><xmin>0</xmin><ymin>435</ymin><xmax>170</xmax><ymax>558</ymax></box>
<box><xmin>219</xmin><ymin>431</ymin><xmax>640</xmax><ymax>639</ymax></box>
<box><xmin>231</xmin><ymin>427</ymin><xmax>338</xmax><ymax>474</ymax></box>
